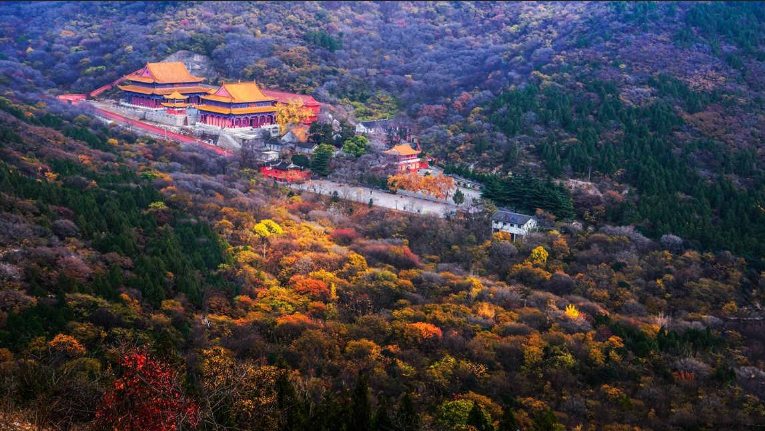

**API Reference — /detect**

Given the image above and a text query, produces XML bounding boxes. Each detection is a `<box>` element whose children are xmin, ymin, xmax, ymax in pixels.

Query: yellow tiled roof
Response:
<box><xmin>126</xmin><ymin>75</ymin><xmax>157</xmax><ymax>84</ymax></box>
<box><xmin>125</xmin><ymin>62</ymin><xmax>205</xmax><ymax>84</ymax></box>
<box><xmin>165</xmin><ymin>91</ymin><xmax>188</xmax><ymax>100</ymax></box>
<box><xmin>384</xmin><ymin>144</ymin><xmax>420</xmax><ymax>157</ymax></box>
<box><xmin>201</xmin><ymin>82</ymin><xmax>276</xmax><ymax>104</ymax></box>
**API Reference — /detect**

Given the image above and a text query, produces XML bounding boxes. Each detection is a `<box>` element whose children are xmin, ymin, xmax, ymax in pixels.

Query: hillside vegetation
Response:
<box><xmin>0</xmin><ymin>88</ymin><xmax>763</xmax><ymax>430</ymax></box>
<box><xmin>2</xmin><ymin>2</ymin><xmax>765</xmax><ymax>259</ymax></box>
<box><xmin>0</xmin><ymin>2</ymin><xmax>765</xmax><ymax>430</ymax></box>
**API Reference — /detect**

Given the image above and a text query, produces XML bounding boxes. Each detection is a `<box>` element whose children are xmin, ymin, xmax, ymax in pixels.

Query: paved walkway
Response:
<box><xmin>291</xmin><ymin>179</ymin><xmax>472</xmax><ymax>217</ymax></box>
<box><xmin>89</xmin><ymin>104</ymin><xmax>233</xmax><ymax>157</ymax></box>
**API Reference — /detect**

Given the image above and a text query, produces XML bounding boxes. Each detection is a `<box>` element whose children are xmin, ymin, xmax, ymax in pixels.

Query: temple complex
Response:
<box><xmin>383</xmin><ymin>142</ymin><xmax>428</xmax><ymax>172</ymax></box>
<box><xmin>117</xmin><ymin>61</ymin><xmax>321</xmax><ymax>130</ymax></box>
<box><xmin>198</xmin><ymin>82</ymin><xmax>277</xmax><ymax>128</ymax></box>
<box><xmin>117</xmin><ymin>62</ymin><xmax>210</xmax><ymax>108</ymax></box>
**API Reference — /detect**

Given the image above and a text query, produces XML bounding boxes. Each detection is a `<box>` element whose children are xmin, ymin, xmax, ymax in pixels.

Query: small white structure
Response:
<box><xmin>257</xmin><ymin>150</ymin><xmax>280</xmax><ymax>162</ymax></box>
<box><xmin>492</xmin><ymin>209</ymin><xmax>537</xmax><ymax>240</ymax></box>
<box><xmin>355</xmin><ymin>121</ymin><xmax>375</xmax><ymax>135</ymax></box>
<box><xmin>294</xmin><ymin>142</ymin><xmax>319</xmax><ymax>155</ymax></box>
<box><xmin>265</xmin><ymin>139</ymin><xmax>289</xmax><ymax>152</ymax></box>
<box><xmin>261</xmin><ymin>124</ymin><xmax>281</xmax><ymax>138</ymax></box>
<box><xmin>355</xmin><ymin>119</ymin><xmax>412</xmax><ymax>141</ymax></box>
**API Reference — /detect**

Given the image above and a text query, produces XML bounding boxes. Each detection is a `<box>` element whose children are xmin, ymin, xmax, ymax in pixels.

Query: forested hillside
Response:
<box><xmin>2</xmin><ymin>2</ymin><xmax>765</xmax><ymax>259</ymax></box>
<box><xmin>0</xmin><ymin>83</ymin><xmax>764</xmax><ymax>431</ymax></box>
<box><xmin>1</xmin><ymin>2</ymin><xmax>765</xmax><ymax>429</ymax></box>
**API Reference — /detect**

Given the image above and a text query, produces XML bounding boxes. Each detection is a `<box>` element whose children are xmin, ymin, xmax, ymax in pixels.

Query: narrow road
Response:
<box><xmin>91</xmin><ymin>106</ymin><xmax>233</xmax><ymax>157</ymax></box>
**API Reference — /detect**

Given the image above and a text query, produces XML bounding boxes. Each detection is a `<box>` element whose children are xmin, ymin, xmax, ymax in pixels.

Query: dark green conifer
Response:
<box><xmin>348</xmin><ymin>373</ymin><xmax>371</xmax><ymax>431</ymax></box>
<box><xmin>497</xmin><ymin>406</ymin><xmax>519</xmax><ymax>431</ymax></box>
<box><xmin>396</xmin><ymin>393</ymin><xmax>420</xmax><ymax>431</ymax></box>
<box><xmin>466</xmin><ymin>402</ymin><xmax>493</xmax><ymax>431</ymax></box>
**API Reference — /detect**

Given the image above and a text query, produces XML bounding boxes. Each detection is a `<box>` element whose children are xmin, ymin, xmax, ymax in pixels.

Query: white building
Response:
<box><xmin>492</xmin><ymin>209</ymin><xmax>537</xmax><ymax>240</ymax></box>
<box><xmin>294</xmin><ymin>142</ymin><xmax>319</xmax><ymax>155</ymax></box>
<box><xmin>355</xmin><ymin>121</ymin><xmax>383</xmax><ymax>135</ymax></box>
<box><xmin>257</xmin><ymin>150</ymin><xmax>280</xmax><ymax>162</ymax></box>
<box><xmin>355</xmin><ymin>119</ymin><xmax>412</xmax><ymax>141</ymax></box>
<box><xmin>265</xmin><ymin>139</ymin><xmax>289</xmax><ymax>152</ymax></box>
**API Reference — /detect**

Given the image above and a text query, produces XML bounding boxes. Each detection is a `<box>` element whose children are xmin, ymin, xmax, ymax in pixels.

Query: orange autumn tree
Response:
<box><xmin>387</xmin><ymin>172</ymin><xmax>455</xmax><ymax>200</ymax></box>
<box><xmin>48</xmin><ymin>334</ymin><xmax>86</xmax><ymax>358</ymax></box>
<box><xmin>387</xmin><ymin>171</ymin><xmax>422</xmax><ymax>193</ymax></box>
<box><xmin>290</xmin><ymin>274</ymin><xmax>331</xmax><ymax>300</ymax></box>
<box><xmin>401</xmin><ymin>322</ymin><xmax>443</xmax><ymax>347</ymax></box>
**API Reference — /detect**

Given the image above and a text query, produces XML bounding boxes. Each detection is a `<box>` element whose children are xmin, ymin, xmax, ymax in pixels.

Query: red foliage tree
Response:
<box><xmin>290</xmin><ymin>275</ymin><xmax>331</xmax><ymax>300</ymax></box>
<box><xmin>95</xmin><ymin>349</ymin><xmax>200</xmax><ymax>431</ymax></box>
<box><xmin>330</xmin><ymin>228</ymin><xmax>360</xmax><ymax>245</ymax></box>
<box><xmin>357</xmin><ymin>243</ymin><xmax>421</xmax><ymax>269</ymax></box>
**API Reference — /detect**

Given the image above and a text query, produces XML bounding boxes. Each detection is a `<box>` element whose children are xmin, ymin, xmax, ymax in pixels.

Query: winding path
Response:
<box><xmin>91</xmin><ymin>106</ymin><xmax>233</xmax><ymax>156</ymax></box>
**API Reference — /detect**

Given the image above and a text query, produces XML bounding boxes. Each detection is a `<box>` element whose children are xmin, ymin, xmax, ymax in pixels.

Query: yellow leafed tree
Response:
<box><xmin>275</xmin><ymin>99</ymin><xmax>312</xmax><ymax>134</ymax></box>
<box><xmin>253</xmin><ymin>219</ymin><xmax>283</xmax><ymax>258</ymax></box>
<box><xmin>527</xmin><ymin>246</ymin><xmax>549</xmax><ymax>266</ymax></box>
<box><xmin>565</xmin><ymin>304</ymin><xmax>581</xmax><ymax>319</ymax></box>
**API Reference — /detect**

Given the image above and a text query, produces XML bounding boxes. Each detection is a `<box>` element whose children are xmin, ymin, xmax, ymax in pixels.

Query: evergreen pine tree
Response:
<box><xmin>276</xmin><ymin>371</ymin><xmax>307</xmax><ymax>431</ymax></box>
<box><xmin>348</xmin><ymin>373</ymin><xmax>371</xmax><ymax>431</ymax></box>
<box><xmin>497</xmin><ymin>406</ymin><xmax>519</xmax><ymax>431</ymax></box>
<box><xmin>466</xmin><ymin>402</ymin><xmax>493</xmax><ymax>431</ymax></box>
<box><xmin>396</xmin><ymin>393</ymin><xmax>420</xmax><ymax>431</ymax></box>
<box><xmin>311</xmin><ymin>144</ymin><xmax>335</xmax><ymax>176</ymax></box>
<box><xmin>311</xmin><ymin>393</ymin><xmax>346</xmax><ymax>431</ymax></box>
<box><xmin>531</xmin><ymin>409</ymin><xmax>562</xmax><ymax>431</ymax></box>
<box><xmin>373</xmin><ymin>397</ymin><xmax>393</xmax><ymax>431</ymax></box>
<box><xmin>453</xmin><ymin>189</ymin><xmax>465</xmax><ymax>205</ymax></box>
